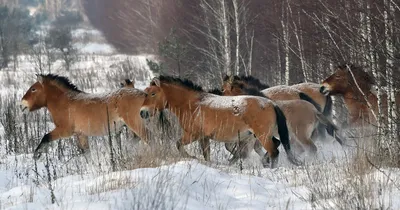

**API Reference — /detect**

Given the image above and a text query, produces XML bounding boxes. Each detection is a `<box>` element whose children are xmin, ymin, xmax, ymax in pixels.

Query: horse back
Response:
<box><xmin>261</xmin><ymin>86</ymin><xmax>300</xmax><ymax>101</ymax></box>
<box><xmin>291</xmin><ymin>83</ymin><xmax>327</xmax><ymax>110</ymax></box>
<box><xmin>69</xmin><ymin>93</ymin><xmax>121</xmax><ymax>136</ymax></box>
<box><xmin>198</xmin><ymin>95</ymin><xmax>276</xmax><ymax>141</ymax></box>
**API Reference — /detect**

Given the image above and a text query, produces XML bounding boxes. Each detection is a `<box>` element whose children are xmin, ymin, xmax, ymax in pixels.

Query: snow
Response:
<box><xmin>74</xmin><ymin>43</ymin><xmax>116</xmax><ymax>54</ymax></box>
<box><xmin>200</xmin><ymin>94</ymin><xmax>270</xmax><ymax>114</ymax></box>
<box><xmin>0</xmin><ymin>27</ymin><xmax>399</xmax><ymax>210</ymax></box>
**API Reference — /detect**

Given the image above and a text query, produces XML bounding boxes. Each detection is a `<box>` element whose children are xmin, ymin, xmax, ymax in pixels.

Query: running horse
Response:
<box><xmin>21</xmin><ymin>74</ymin><xmax>153</xmax><ymax>160</ymax></box>
<box><xmin>320</xmin><ymin>64</ymin><xmax>400</xmax><ymax>128</ymax></box>
<box><xmin>223</xmin><ymin>75</ymin><xmax>336</xmax><ymax>138</ymax></box>
<box><xmin>119</xmin><ymin>79</ymin><xmax>135</xmax><ymax>88</ymax></box>
<box><xmin>139</xmin><ymin>75</ymin><xmax>302</xmax><ymax>168</ymax></box>
<box><xmin>222</xmin><ymin>78</ymin><xmax>342</xmax><ymax>163</ymax></box>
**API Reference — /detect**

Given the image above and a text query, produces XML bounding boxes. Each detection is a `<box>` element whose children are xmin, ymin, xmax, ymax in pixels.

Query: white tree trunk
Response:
<box><xmin>293</xmin><ymin>10</ymin><xmax>307</xmax><ymax>82</ymax></box>
<box><xmin>366</xmin><ymin>2</ymin><xmax>383</xmax><ymax>135</ymax></box>
<box><xmin>221</xmin><ymin>0</ymin><xmax>231</xmax><ymax>75</ymax></box>
<box><xmin>384</xmin><ymin>0</ymin><xmax>397</xmax><ymax>139</ymax></box>
<box><xmin>232</xmin><ymin>0</ymin><xmax>240</xmax><ymax>75</ymax></box>
<box><xmin>282</xmin><ymin>18</ymin><xmax>290</xmax><ymax>85</ymax></box>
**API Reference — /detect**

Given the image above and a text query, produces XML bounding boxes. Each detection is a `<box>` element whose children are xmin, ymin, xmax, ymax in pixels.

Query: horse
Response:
<box><xmin>223</xmin><ymin>75</ymin><xmax>336</xmax><ymax>139</ymax></box>
<box><xmin>139</xmin><ymin>75</ymin><xmax>302</xmax><ymax>168</ymax></box>
<box><xmin>119</xmin><ymin>79</ymin><xmax>135</xmax><ymax>88</ymax></box>
<box><xmin>21</xmin><ymin>74</ymin><xmax>153</xmax><ymax>160</ymax></box>
<box><xmin>223</xmin><ymin>75</ymin><xmax>332</xmax><ymax>119</ymax></box>
<box><xmin>221</xmin><ymin>80</ymin><xmax>342</xmax><ymax>164</ymax></box>
<box><xmin>320</xmin><ymin>64</ymin><xmax>399</xmax><ymax>128</ymax></box>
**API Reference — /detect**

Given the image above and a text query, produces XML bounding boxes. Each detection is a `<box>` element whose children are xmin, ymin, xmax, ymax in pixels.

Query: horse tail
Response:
<box><xmin>322</xmin><ymin>95</ymin><xmax>335</xmax><ymax>136</ymax></box>
<box><xmin>315</xmin><ymin>112</ymin><xmax>343</xmax><ymax>145</ymax></box>
<box><xmin>323</xmin><ymin>95</ymin><xmax>333</xmax><ymax>116</ymax></box>
<box><xmin>273</xmin><ymin>105</ymin><xmax>302</xmax><ymax>166</ymax></box>
<box><xmin>299</xmin><ymin>92</ymin><xmax>321</xmax><ymax>112</ymax></box>
<box><xmin>273</xmin><ymin>105</ymin><xmax>289</xmax><ymax>150</ymax></box>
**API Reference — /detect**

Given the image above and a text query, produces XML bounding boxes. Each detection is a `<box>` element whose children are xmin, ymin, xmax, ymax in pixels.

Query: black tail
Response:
<box><xmin>299</xmin><ymin>92</ymin><xmax>321</xmax><ymax>112</ymax></box>
<box><xmin>273</xmin><ymin>105</ymin><xmax>302</xmax><ymax>166</ymax></box>
<box><xmin>323</xmin><ymin>95</ymin><xmax>333</xmax><ymax>117</ymax></box>
<box><xmin>323</xmin><ymin>96</ymin><xmax>335</xmax><ymax>136</ymax></box>
<box><xmin>273</xmin><ymin>105</ymin><xmax>290</xmax><ymax>152</ymax></box>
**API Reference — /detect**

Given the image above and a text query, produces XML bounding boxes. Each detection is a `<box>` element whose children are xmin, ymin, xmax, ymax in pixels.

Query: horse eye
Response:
<box><xmin>151</xmin><ymin>93</ymin><xmax>156</xmax><ymax>97</ymax></box>
<box><xmin>31</xmin><ymin>88</ymin><xmax>36</xmax><ymax>92</ymax></box>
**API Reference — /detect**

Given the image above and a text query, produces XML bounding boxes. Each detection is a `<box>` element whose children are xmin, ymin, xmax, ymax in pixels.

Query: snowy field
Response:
<box><xmin>0</xmin><ymin>28</ymin><xmax>399</xmax><ymax>210</ymax></box>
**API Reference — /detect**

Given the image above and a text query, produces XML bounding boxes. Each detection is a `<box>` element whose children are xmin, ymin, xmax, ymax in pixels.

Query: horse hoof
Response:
<box><xmin>33</xmin><ymin>152</ymin><xmax>42</xmax><ymax>160</ymax></box>
<box><xmin>228</xmin><ymin>157</ymin><xmax>238</xmax><ymax>166</ymax></box>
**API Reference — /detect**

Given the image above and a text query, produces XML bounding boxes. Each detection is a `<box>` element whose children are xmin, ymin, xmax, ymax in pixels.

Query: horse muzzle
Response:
<box><xmin>319</xmin><ymin>85</ymin><xmax>330</xmax><ymax>96</ymax></box>
<box><xmin>140</xmin><ymin>109</ymin><xmax>150</xmax><ymax>119</ymax></box>
<box><xmin>20</xmin><ymin>100</ymin><xmax>30</xmax><ymax>113</ymax></box>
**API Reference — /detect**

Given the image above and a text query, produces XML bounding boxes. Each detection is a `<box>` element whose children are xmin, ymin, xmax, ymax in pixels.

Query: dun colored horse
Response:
<box><xmin>21</xmin><ymin>74</ymin><xmax>151</xmax><ymax>160</ymax></box>
<box><xmin>221</xmin><ymin>79</ymin><xmax>342</xmax><ymax>163</ymax></box>
<box><xmin>139</xmin><ymin>75</ymin><xmax>303</xmax><ymax>168</ymax></box>
<box><xmin>320</xmin><ymin>64</ymin><xmax>399</xmax><ymax>128</ymax></box>
<box><xmin>119</xmin><ymin>79</ymin><xmax>135</xmax><ymax>88</ymax></box>
<box><xmin>223</xmin><ymin>75</ymin><xmax>336</xmax><ymax>138</ymax></box>
<box><xmin>223</xmin><ymin>75</ymin><xmax>332</xmax><ymax>119</ymax></box>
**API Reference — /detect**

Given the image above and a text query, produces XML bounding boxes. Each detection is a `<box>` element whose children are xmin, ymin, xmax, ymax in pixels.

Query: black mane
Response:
<box><xmin>124</xmin><ymin>79</ymin><xmax>133</xmax><ymax>85</ymax></box>
<box><xmin>242</xmin><ymin>87</ymin><xmax>269</xmax><ymax>98</ymax></box>
<box><xmin>337</xmin><ymin>63</ymin><xmax>375</xmax><ymax>86</ymax></box>
<box><xmin>239</xmin><ymin>75</ymin><xmax>270</xmax><ymax>89</ymax></box>
<box><xmin>152</xmin><ymin>75</ymin><xmax>203</xmax><ymax>92</ymax></box>
<box><xmin>223</xmin><ymin>74</ymin><xmax>269</xmax><ymax>90</ymax></box>
<box><xmin>40</xmin><ymin>74</ymin><xmax>82</xmax><ymax>93</ymax></box>
<box><xmin>208</xmin><ymin>88</ymin><xmax>223</xmax><ymax>95</ymax></box>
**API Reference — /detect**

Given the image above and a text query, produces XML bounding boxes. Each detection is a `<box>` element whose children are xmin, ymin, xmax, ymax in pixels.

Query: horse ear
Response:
<box><xmin>223</xmin><ymin>74</ymin><xmax>230</xmax><ymax>81</ymax></box>
<box><xmin>36</xmin><ymin>74</ymin><xmax>44</xmax><ymax>84</ymax></box>
<box><xmin>228</xmin><ymin>75</ymin><xmax>233</xmax><ymax>83</ymax></box>
<box><xmin>153</xmin><ymin>78</ymin><xmax>161</xmax><ymax>87</ymax></box>
<box><xmin>130</xmin><ymin>79</ymin><xmax>135</xmax><ymax>88</ymax></box>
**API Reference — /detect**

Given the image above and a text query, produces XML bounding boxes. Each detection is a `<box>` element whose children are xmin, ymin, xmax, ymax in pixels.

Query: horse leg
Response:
<box><xmin>227</xmin><ymin>133</ymin><xmax>256</xmax><ymax>165</ymax></box>
<box><xmin>200</xmin><ymin>138</ymin><xmax>211</xmax><ymax>161</ymax></box>
<box><xmin>316</xmin><ymin>123</ymin><xmax>327</xmax><ymax>140</ymax></box>
<box><xmin>34</xmin><ymin>127</ymin><xmax>72</xmax><ymax>160</ymax></box>
<box><xmin>298</xmin><ymin>131</ymin><xmax>318</xmax><ymax>157</ymax></box>
<box><xmin>176</xmin><ymin>131</ymin><xmax>197</xmax><ymax>159</ymax></box>
<box><xmin>259</xmin><ymin>137</ymin><xmax>279</xmax><ymax>168</ymax></box>
<box><xmin>76</xmin><ymin>134</ymin><xmax>89</xmax><ymax>153</ymax></box>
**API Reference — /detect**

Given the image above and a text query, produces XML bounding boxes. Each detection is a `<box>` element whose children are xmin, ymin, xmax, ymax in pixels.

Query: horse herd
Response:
<box><xmin>20</xmin><ymin>64</ymin><xmax>399</xmax><ymax>168</ymax></box>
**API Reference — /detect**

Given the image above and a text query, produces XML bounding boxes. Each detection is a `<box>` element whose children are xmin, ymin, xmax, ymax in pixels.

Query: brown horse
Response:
<box><xmin>222</xmin><ymin>80</ymin><xmax>342</xmax><ymax>163</ymax></box>
<box><xmin>139</xmin><ymin>75</ymin><xmax>303</xmax><ymax>168</ymax></box>
<box><xmin>320</xmin><ymin>64</ymin><xmax>399</xmax><ymax>128</ymax></box>
<box><xmin>21</xmin><ymin>74</ymin><xmax>151</xmax><ymax>160</ymax></box>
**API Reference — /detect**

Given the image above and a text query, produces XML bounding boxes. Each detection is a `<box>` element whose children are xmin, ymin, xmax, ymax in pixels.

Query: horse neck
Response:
<box><xmin>162</xmin><ymin>84</ymin><xmax>201</xmax><ymax>121</ymax></box>
<box><xmin>44</xmin><ymin>83</ymin><xmax>71</xmax><ymax>112</ymax></box>
<box><xmin>343</xmin><ymin>89</ymin><xmax>378</xmax><ymax>123</ymax></box>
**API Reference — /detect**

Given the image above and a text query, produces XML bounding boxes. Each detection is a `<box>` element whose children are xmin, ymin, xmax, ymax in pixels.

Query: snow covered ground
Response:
<box><xmin>0</xmin><ymin>27</ymin><xmax>399</xmax><ymax>210</ymax></box>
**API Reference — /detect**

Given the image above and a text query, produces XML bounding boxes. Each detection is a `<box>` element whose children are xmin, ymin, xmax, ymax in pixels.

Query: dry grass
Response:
<box><xmin>300</xmin><ymin>126</ymin><xmax>397</xmax><ymax>210</ymax></box>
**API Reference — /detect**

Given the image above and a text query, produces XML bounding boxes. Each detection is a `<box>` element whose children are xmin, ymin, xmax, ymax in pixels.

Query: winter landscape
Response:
<box><xmin>0</xmin><ymin>1</ymin><xmax>399</xmax><ymax>210</ymax></box>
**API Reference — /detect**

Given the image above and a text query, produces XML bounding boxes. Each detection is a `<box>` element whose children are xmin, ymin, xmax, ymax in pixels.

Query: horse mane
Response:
<box><xmin>39</xmin><ymin>74</ymin><xmax>82</xmax><ymax>93</ymax></box>
<box><xmin>337</xmin><ymin>64</ymin><xmax>376</xmax><ymax>89</ymax></box>
<box><xmin>208</xmin><ymin>88</ymin><xmax>223</xmax><ymax>95</ymax></box>
<box><xmin>223</xmin><ymin>74</ymin><xmax>269</xmax><ymax>90</ymax></box>
<box><xmin>239</xmin><ymin>75</ymin><xmax>270</xmax><ymax>89</ymax></box>
<box><xmin>152</xmin><ymin>75</ymin><xmax>203</xmax><ymax>92</ymax></box>
<box><xmin>124</xmin><ymin>79</ymin><xmax>133</xmax><ymax>85</ymax></box>
<box><xmin>242</xmin><ymin>87</ymin><xmax>269</xmax><ymax>98</ymax></box>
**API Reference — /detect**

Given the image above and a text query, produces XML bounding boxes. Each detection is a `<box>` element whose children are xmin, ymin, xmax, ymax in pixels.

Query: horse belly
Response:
<box><xmin>74</xmin><ymin>113</ymin><xmax>123</xmax><ymax>136</ymax></box>
<box><xmin>209</xmin><ymin>122</ymin><xmax>250</xmax><ymax>142</ymax></box>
